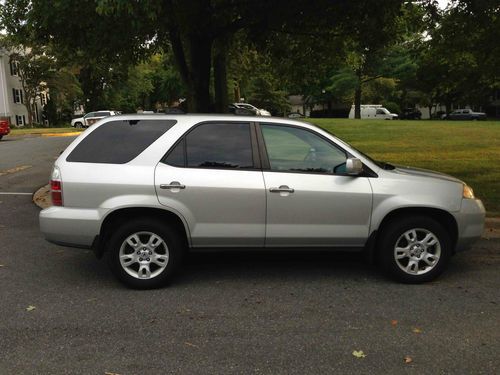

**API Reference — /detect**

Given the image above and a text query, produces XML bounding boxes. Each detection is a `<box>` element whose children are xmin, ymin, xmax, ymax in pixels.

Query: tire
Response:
<box><xmin>74</xmin><ymin>122</ymin><xmax>83</xmax><ymax>128</ymax></box>
<box><xmin>106</xmin><ymin>218</ymin><xmax>184</xmax><ymax>289</ymax></box>
<box><xmin>0</xmin><ymin>135</ymin><xmax>3</xmax><ymax>141</ymax></box>
<box><xmin>378</xmin><ymin>216</ymin><xmax>452</xmax><ymax>283</ymax></box>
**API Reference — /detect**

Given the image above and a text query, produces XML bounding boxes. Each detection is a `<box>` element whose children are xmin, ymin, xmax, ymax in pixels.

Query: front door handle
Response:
<box><xmin>160</xmin><ymin>181</ymin><xmax>186</xmax><ymax>190</ymax></box>
<box><xmin>269</xmin><ymin>185</ymin><xmax>294</xmax><ymax>193</ymax></box>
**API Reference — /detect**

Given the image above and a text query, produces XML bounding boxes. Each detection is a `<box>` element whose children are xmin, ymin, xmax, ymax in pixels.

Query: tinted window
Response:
<box><xmin>163</xmin><ymin>139</ymin><xmax>185</xmax><ymax>167</ymax></box>
<box><xmin>67</xmin><ymin>120</ymin><xmax>176</xmax><ymax>164</ymax></box>
<box><xmin>261</xmin><ymin>124</ymin><xmax>347</xmax><ymax>174</ymax></box>
<box><xmin>185</xmin><ymin>123</ymin><xmax>253</xmax><ymax>169</ymax></box>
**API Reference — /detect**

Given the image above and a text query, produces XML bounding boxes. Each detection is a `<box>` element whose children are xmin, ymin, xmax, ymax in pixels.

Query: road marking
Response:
<box><xmin>0</xmin><ymin>165</ymin><xmax>32</xmax><ymax>176</ymax></box>
<box><xmin>41</xmin><ymin>132</ymin><xmax>81</xmax><ymax>137</ymax></box>
<box><xmin>0</xmin><ymin>192</ymin><xmax>33</xmax><ymax>195</ymax></box>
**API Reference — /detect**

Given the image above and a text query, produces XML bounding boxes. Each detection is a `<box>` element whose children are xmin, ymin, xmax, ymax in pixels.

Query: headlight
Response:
<box><xmin>463</xmin><ymin>184</ymin><xmax>475</xmax><ymax>199</ymax></box>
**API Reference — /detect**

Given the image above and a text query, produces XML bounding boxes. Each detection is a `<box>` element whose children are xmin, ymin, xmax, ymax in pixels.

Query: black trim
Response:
<box><xmin>190</xmin><ymin>246</ymin><xmax>365</xmax><ymax>253</ymax></box>
<box><xmin>256</xmin><ymin>122</ymin><xmax>378</xmax><ymax>178</ymax></box>
<box><xmin>249</xmin><ymin>122</ymin><xmax>262</xmax><ymax>169</ymax></box>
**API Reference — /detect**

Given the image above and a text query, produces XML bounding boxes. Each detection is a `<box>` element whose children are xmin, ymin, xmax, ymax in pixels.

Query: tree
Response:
<box><xmin>1</xmin><ymin>0</ymin><xmax>407</xmax><ymax>113</ymax></box>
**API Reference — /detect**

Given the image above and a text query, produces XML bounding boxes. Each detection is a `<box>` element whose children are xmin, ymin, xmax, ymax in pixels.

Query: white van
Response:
<box><xmin>348</xmin><ymin>105</ymin><xmax>398</xmax><ymax>120</ymax></box>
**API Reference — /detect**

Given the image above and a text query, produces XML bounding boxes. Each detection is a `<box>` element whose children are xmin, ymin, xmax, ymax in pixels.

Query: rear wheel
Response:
<box><xmin>74</xmin><ymin>122</ymin><xmax>83</xmax><ymax>128</ymax></box>
<box><xmin>106</xmin><ymin>218</ymin><xmax>184</xmax><ymax>289</ymax></box>
<box><xmin>0</xmin><ymin>135</ymin><xmax>3</xmax><ymax>140</ymax></box>
<box><xmin>378</xmin><ymin>216</ymin><xmax>452</xmax><ymax>283</ymax></box>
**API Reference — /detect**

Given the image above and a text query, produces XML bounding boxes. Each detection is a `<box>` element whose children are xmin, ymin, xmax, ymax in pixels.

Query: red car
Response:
<box><xmin>0</xmin><ymin>119</ymin><xmax>11</xmax><ymax>140</ymax></box>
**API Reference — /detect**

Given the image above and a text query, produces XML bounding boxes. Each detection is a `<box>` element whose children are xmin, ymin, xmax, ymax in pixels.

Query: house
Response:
<box><xmin>0</xmin><ymin>48</ymin><xmax>47</xmax><ymax>127</ymax></box>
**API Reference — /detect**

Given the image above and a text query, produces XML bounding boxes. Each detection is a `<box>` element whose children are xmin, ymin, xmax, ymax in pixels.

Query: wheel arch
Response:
<box><xmin>371</xmin><ymin>207</ymin><xmax>459</xmax><ymax>256</ymax></box>
<box><xmin>95</xmin><ymin>207</ymin><xmax>191</xmax><ymax>258</ymax></box>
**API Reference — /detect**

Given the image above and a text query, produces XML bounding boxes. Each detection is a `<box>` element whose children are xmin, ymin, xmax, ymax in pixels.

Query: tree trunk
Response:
<box><xmin>184</xmin><ymin>35</ymin><xmax>213</xmax><ymax>113</ymax></box>
<box><xmin>213</xmin><ymin>37</ymin><xmax>229</xmax><ymax>113</ymax></box>
<box><xmin>354</xmin><ymin>84</ymin><xmax>362</xmax><ymax>119</ymax></box>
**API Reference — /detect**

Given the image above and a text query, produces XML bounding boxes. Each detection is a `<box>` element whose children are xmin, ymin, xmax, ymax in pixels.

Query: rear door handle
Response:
<box><xmin>269</xmin><ymin>185</ymin><xmax>294</xmax><ymax>193</ymax></box>
<box><xmin>160</xmin><ymin>181</ymin><xmax>186</xmax><ymax>190</ymax></box>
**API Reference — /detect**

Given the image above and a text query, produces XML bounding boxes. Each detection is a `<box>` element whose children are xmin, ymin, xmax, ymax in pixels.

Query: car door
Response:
<box><xmin>155</xmin><ymin>121</ymin><xmax>266</xmax><ymax>248</ymax></box>
<box><xmin>258</xmin><ymin>123</ymin><xmax>373</xmax><ymax>248</ymax></box>
<box><xmin>83</xmin><ymin>112</ymin><xmax>94</xmax><ymax>126</ymax></box>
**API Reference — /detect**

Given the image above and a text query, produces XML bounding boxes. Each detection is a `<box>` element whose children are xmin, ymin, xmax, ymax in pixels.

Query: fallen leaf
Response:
<box><xmin>184</xmin><ymin>342</ymin><xmax>198</xmax><ymax>348</ymax></box>
<box><xmin>26</xmin><ymin>305</ymin><xmax>36</xmax><ymax>312</ymax></box>
<box><xmin>352</xmin><ymin>350</ymin><xmax>366</xmax><ymax>358</ymax></box>
<box><xmin>104</xmin><ymin>372</ymin><xmax>121</xmax><ymax>375</ymax></box>
<box><xmin>404</xmin><ymin>355</ymin><xmax>413</xmax><ymax>364</ymax></box>
<box><xmin>391</xmin><ymin>320</ymin><xmax>398</xmax><ymax>326</ymax></box>
<box><xmin>412</xmin><ymin>327</ymin><xmax>422</xmax><ymax>334</ymax></box>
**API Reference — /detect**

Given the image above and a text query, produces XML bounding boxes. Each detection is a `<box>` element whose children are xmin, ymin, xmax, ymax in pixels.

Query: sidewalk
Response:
<box><xmin>33</xmin><ymin>184</ymin><xmax>500</xmax><ymax>239</ymax></box>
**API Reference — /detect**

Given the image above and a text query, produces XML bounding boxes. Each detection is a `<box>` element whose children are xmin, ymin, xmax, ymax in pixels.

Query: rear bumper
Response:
<box><xmin>0</xmin><ymin>129</ymin><xmax>10</xmax><ymax>136</ymax></box>
<box><xmin>453</xmin><ymin>198</ymin><xmax>485</xmax><ymax>252</ymax></box>
<box><xmin>39</xmin><ymin>206</ymin><xmax>106</xmax><ymax>248</ymax></box>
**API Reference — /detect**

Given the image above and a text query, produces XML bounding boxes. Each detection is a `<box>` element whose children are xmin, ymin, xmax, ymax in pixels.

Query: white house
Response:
<box><xmin>0</xmin><ymin>48</ymin><xmax>47</xmax><ymax>127</ymax></box>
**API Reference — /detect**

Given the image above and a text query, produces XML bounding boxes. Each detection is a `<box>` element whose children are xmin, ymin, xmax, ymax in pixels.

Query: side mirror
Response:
<box><xmin>346</xmin><ymin>158</ymin><xmax>363</xmax><ymax>175</ymax></box>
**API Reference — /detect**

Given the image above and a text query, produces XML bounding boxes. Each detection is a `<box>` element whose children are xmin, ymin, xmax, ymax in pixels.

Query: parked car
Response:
<box><xmin>348</xmin><ymin>105</ymin><xmax>398</xmax><ymax>120</ymax></box>
<box><xmin>230</xmin><ymin>102</ymin><xmax>271</xmax><ymax>116</ymax></box>
<box><xmin>0</xmin><ymin>119</ymin><xmax>11</xmax><ymax>140</ymax></box>
<box><xmin>71</xmin><ymin>110</ymin><xmax>120</xmax><ymax>128</ymax></box>
<box><xmin>443</xmin><ymin>109</ymin><xmax>487</xmax><ymax>121</ymax></box>
<box><xmin>40</xmin><ymin>114</ymin><xmax>485</xmax><ymax>288</ymax></box>
<box><xmin>400</xmin><ymin>108</ymin><xmax>422</xmax><ymax>120</ymax></box>
<box><xmin>287</xmin><ymin>112</ymin><xmax>305</xmax><ymax>118</ymax></box>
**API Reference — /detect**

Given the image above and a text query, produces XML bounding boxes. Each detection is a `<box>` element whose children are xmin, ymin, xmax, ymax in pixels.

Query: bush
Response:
<box><xmin>383</xmin><ymin>101</ymin><xmax>401</xmax><ymax>115</ymax></box>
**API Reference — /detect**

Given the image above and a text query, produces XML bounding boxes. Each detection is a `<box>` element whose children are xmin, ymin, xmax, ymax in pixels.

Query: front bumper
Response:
<box><xmin>453</xmin><ymin>198</ymin><xmax>485</xmax><ymax>252</ymax></box>
<box><xmin>39</xmin><ymin>206</ymin><xmax>106</xmax><ymax>248</ymax></box>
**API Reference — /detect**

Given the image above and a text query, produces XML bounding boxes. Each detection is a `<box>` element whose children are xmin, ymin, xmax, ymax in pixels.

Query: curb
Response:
<box><xmin>32</xmin><ymin>184</ymin><xmax>500</xmax><ymax>238</ymax></box>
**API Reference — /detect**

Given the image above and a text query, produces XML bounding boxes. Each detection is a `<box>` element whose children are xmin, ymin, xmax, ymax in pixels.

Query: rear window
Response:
<box><xmin>67</xmin><ymin>119</ymin><xmax>176</xmax><ymax>164</ymax></box>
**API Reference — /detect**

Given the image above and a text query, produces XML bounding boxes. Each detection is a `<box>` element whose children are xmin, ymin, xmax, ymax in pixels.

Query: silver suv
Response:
<box><xmin>39</xmin><ymin>115</ymin><xmax>485</xmax><ymax>288</ymax></box>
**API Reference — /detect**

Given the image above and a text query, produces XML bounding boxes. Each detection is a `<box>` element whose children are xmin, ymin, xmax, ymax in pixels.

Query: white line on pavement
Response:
<box><xmin>0</xmin><ymin>192</ymin><xmax>33</xmax><ymax>195</ymax></box>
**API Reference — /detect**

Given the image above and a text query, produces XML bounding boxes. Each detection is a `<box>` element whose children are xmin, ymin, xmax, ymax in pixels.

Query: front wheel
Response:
<box><xmin>378</xmin><ymin>216</ymin><xmax>452</xmax><ymax>283</ymax></box>
<box><xmin>106</xmin><ymin>218</ymin><xmax>184</xmax><ymax>289</ymax></box>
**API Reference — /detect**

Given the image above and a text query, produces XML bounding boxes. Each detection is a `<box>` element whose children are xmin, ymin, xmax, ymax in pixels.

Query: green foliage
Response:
<box><xmin>382</xmin><ymin>101</ymin><xmax>401</xmax><ymax>114</ymax></box>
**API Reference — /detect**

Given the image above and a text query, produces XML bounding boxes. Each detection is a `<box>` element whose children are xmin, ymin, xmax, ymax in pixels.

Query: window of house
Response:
<box><xmin>12</xmin><ymin>89</ymin><xmax>23</xmax><ymax>104</ymax></box>
<box><xmin>10</xmin><ymin>60</ymin><xmax>19</xmax><ymax>76</ymax></box>
<box><xmin>15</xmin><ymin>115</ymin><xmax>25</xmax><ymax>126</ymax></box>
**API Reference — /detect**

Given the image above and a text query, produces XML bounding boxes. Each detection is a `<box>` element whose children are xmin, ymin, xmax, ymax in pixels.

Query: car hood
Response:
<box><xmin>391</xmin><ymin>165</ymin><xmax>464</xmax><ymax>184</ymax></box>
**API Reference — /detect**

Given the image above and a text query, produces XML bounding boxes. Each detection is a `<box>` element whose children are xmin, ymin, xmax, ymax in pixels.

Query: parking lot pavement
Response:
<box><xmin>0</xmin><ymin>135</ymin><xmax>499</xmax><ymax>374</ymax></box>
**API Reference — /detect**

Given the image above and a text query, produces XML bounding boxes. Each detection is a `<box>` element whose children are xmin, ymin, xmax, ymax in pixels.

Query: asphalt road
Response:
<box><xmin>0</xmin><ymin>135</ymin><xmax>499</xmax><ymax>374</ymax></box>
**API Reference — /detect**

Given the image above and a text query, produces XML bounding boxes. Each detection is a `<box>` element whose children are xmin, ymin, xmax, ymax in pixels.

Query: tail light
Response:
<box><xmin>50</xmin><ymin>166</ymin><xmax>63</xmax><ymax>206</ymax></box>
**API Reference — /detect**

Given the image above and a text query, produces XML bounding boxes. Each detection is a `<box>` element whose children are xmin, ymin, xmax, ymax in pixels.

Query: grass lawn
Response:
<box><xmin>9</xmin><ymin>126</ymin><xmax>81</xmax><ymax>136</ymax></box>
<box><xmin>308</xmin><ymin>119</ymin><xmax>500</xmax><ymax>215</ymax></box>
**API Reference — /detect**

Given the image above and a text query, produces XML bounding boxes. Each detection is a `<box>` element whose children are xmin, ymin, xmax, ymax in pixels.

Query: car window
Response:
<box><xmin>85</xmin><ymin>112</ymin><xmax>95</xmax><ymax>118</ymax></box>
<box><xmin>67</xmin><ymin>120</ymin><xmax>176</xmax><ymax>164</ymax></box>
<box><xmin>376</xmin><ymin>109</ymin><xmax>385</xmax><ymax>115</ymax></box>
<box><xmin>462</xmin><ymin>109</ymin><xmax>470</xmax><ymax>114</ymax></box>
<box><xmin>184</xmin><ymin>122</ymin><xmax>253</xmax><ymax>169</ymax></box>
<box><xmin>95</xmin><ymin>111</ymin><xmax>111</xmax><ymax>117</ymax></box>
<box><xmin>163</xmin><ymin>139</ymin><xmax>185</xmax><ymax>167</ymax></box>
<box><xmin>261</xmin><ymin>124</ymin><xmax>347</xmax><ymax>174</ymax></box>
